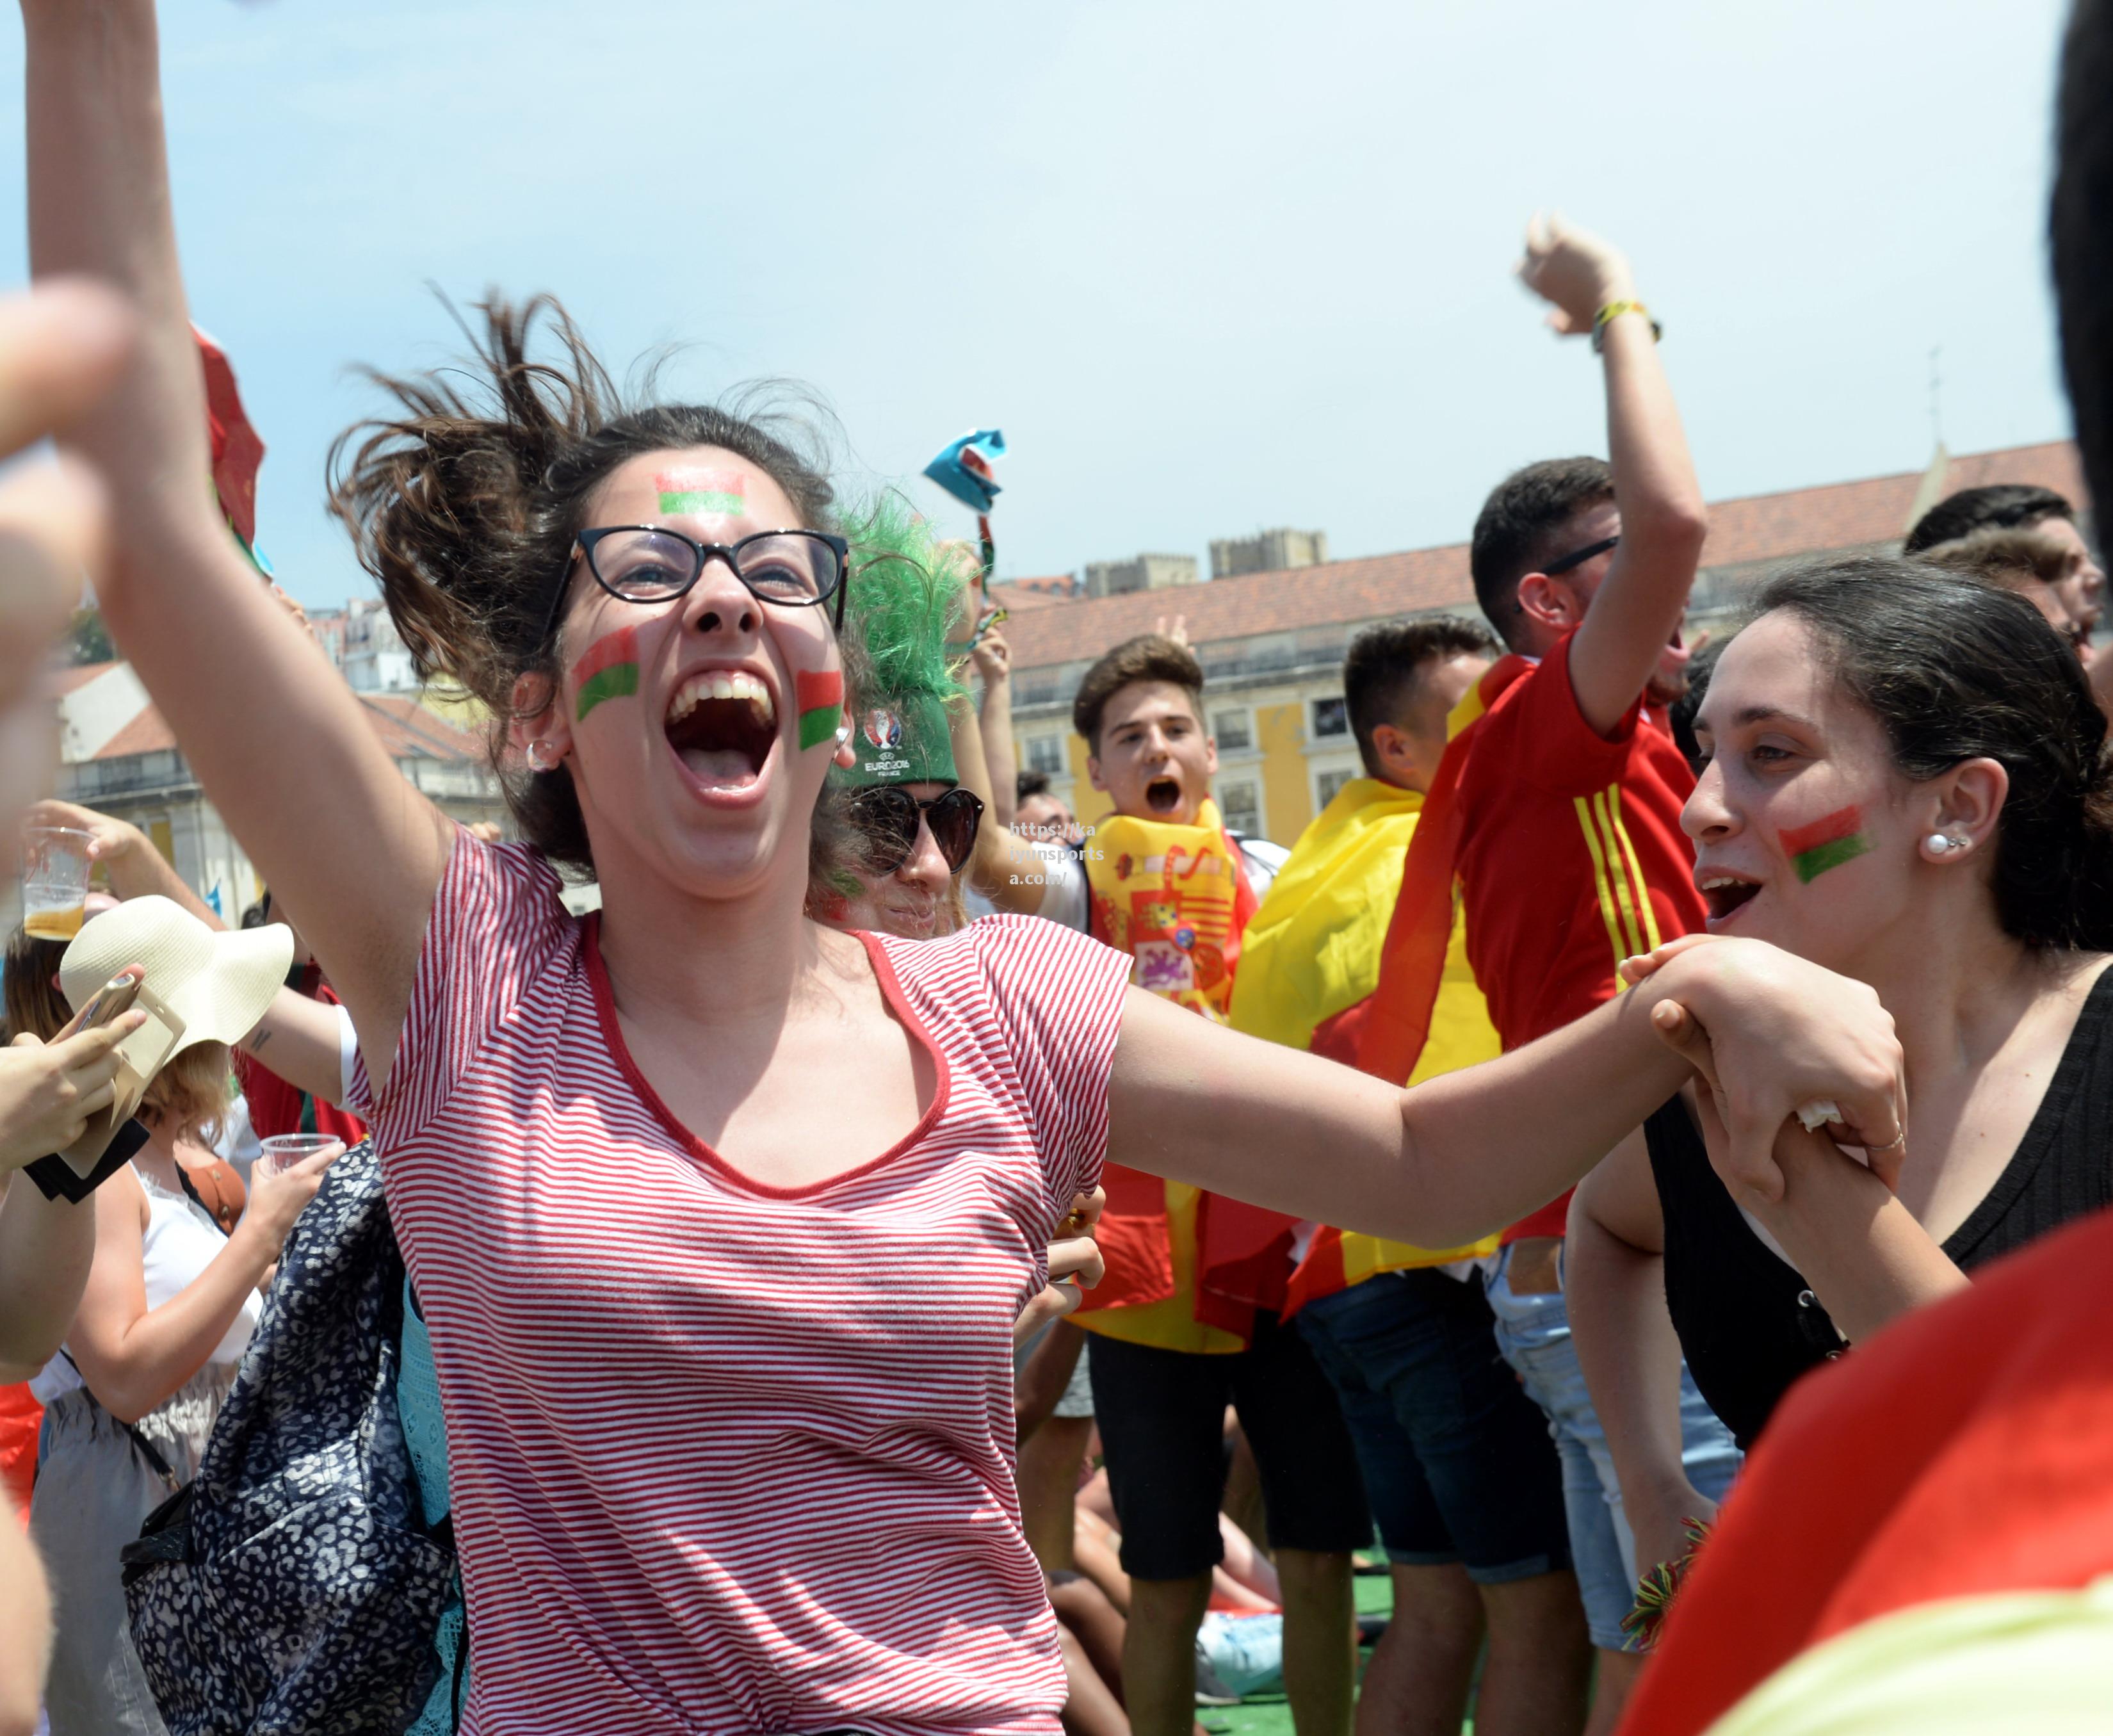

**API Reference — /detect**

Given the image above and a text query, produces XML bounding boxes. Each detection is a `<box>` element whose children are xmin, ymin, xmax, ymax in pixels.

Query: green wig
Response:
<box><xmin>831</xmin><ymin>492</ymin><xmax>969</xmax><ymax>788</ymax></box>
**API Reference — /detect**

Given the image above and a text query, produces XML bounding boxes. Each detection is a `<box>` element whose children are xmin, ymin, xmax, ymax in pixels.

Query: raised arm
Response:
<box><xmin>953</xmin><ymin>696</ymin><xmax>1071</xmax><ymax>917</ymax></box>
<box><xmin>1519</xmin><ymin>216</ymin><xmax>1708</xmax><ymax>736</ymax></box>
<box><xmin>1106</xmin><ymin>936</ymin><xmax>1904</xmax><ymax>1253</ymax></box>
<box><xmin>22</xmin><ymin>0</ymin><xmax>451</xmax><ymax>1089</ymax></box>
<box><xmin>970</xmin><ymin>619</ymin><xmax>1019</xmax><ymax>830</ymax></box>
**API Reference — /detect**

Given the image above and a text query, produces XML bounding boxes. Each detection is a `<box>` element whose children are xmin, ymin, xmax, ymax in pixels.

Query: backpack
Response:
<box><xmin>120</xmin><ymin>1139</ymin><xmax>464</xmax><ymax>1735</ymax></box>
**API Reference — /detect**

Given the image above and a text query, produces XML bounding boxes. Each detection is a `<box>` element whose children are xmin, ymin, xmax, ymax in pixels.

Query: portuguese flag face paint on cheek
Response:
<box><xmin>796</xmin><ymin>669</ymin><xmax>844</xmax><ymax>751</ymax></box>
<box><xmin>654</xmin><ymin>468</ymin><xmax>745</xmax><ymax>518</ymax></box>
<box><xmin>1781</xmin><ymin>804</ymin><xmax>1873</xmax><ymax>884</ymax></box>
<box><xmin>572</xmin><ymin>626</ymin><xmax>640</xmax><ymax>722</ymax></box>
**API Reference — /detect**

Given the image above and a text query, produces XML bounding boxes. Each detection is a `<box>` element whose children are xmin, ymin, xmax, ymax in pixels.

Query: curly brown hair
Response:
<box><xmin>328</xmin><ymin>294</ymin><xmax>841</xmax><ymax>876</ymax></box>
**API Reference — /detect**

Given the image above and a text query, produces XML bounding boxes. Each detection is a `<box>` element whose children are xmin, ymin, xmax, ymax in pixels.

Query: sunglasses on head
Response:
<box><xmin>1542</xmin><ymin>534</ymin><xmax>1620</xmax><ymax>578</ymax></box>
<box><xmin>845</xmin><ymin>786</ymin><xmax>985</xmax><ymax>877</ymax></box>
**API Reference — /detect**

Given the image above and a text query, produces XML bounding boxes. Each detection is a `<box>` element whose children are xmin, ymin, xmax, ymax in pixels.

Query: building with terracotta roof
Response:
<box><xmin>1006</xmin><ymin>441</ymin><xmax>2088</xmax><ymax>845</ymax></box>
<box><xmin>38</xmin><ymin>661</ymin><xmax>506</xmax><ymax>922</ymax></box>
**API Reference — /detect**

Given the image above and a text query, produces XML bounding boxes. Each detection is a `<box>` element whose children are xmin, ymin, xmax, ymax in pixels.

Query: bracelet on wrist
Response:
<box><xmin>1592</xmin><ymin>299</ymin><xmax>1662</xmax><ymax>353</ymax></box>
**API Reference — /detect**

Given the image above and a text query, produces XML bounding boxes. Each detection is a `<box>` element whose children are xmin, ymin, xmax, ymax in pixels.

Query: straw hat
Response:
<box><xmin>60</xmin><ymin>895</ymin><xmax>292</xmax><ymax>1053</ymax></box>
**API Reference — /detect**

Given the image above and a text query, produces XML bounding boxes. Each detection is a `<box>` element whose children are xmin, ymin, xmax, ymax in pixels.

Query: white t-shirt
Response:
<box><xmin>31</xmin><ymin>1166</ymin><xmax>259</xmax><ymax>1403</ymax></box>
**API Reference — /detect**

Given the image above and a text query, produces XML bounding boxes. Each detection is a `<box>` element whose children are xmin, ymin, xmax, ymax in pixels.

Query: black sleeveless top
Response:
<box><xmin>1647</xmin><ymin>965</ymin><xmax>2113</xmax><ymax>1451</ymax></box>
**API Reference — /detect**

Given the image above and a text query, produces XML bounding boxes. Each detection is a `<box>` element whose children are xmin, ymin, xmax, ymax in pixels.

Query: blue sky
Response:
<box><xmin>0</xmin><ymin>0</ymin><xmax>2078</xmax><ymax>606</ymax></box>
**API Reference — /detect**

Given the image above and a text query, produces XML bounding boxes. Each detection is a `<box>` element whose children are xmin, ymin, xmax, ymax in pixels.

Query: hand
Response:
<box><xmin>0</xmin><ymin>281</ymin><xmax>135</xmax><ymax>832</ymax></box>
<box><xmin>234</xmin><ymin>1140</ymin><xmax>344</xmax><ymax>1259</ymax></box>
<box><xmin>1013</xmin><ymin>1188</ymin><xmax>1106</xmax><ymax>1342</ymax></box>
<box><xmin>0</xmin><ymin>1018</ymin><xmax>145</xmax><ymax>1172</ymax></box>
<box><xmin>1634</xmin><ymin>937</ymin><xmax>1907</xmax><ymax>1203</ymax></box>
<box><xmin>970</xmin><ymin>616</ymin><xmax>1012</xmax><ymax>687</ymax></box>
<box><xmin>266</xmin><ymin>584</ymin><xmax>319</xmax><ymax>649</ymax></box>
<box><xmin>1628</xmin><ymin>1477</ymin><xmax>1718</xmax><ymax>1593</ymax></box>
<box><xmin>1153</xmin><ymin>613</ymin><xmax>1190</xmax><ymax>648</ymax></box>
<box><xmin>20</xmin><ymin>796</ymin><xmax>142</xmax><ymax>877</ymax></box>
<box><xmin>1518</xmin><ymin>213</ymin><xmax>1637</xmax><ymax>337</ymax></box>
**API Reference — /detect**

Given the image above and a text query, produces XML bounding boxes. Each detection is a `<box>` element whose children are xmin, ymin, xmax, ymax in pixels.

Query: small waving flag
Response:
<box><xmin>195</xmin><ymin>326</ymin><xmax>269</xmax><ymax>574</ymax></box>
<box><xmin>923</xmin><ymin>429</ymin><xmax>1005</xmax><ymax>513</ymax></box>
<box><xmin>924</xmin><ymin>428</ymin><xmax>1005</xmax><ymax>588</ymax></box>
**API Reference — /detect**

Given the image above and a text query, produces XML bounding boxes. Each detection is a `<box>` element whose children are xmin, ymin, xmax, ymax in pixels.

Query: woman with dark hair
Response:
<box><xmin>27</xmin><ymin>8</ymin><xmax>1904</xmax><ymax>1732</ymax></box>
<box><xmin>1571</xmin><ymin>555</ymin><xmax>2113</xmax><ymax>1596</ymax></box>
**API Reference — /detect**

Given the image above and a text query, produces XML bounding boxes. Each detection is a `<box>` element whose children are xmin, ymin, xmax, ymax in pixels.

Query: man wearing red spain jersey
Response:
<box><xmin>1364</xmin><ymin>215</ymin><xmax>1737</xmax><ymax>1735</ymax></box>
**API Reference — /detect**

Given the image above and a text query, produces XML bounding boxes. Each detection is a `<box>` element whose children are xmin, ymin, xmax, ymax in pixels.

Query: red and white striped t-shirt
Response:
<box><xmin>364</xmin><ymin>835</ymin><xmax>1129</xmax><ymax>1736</ymax></box>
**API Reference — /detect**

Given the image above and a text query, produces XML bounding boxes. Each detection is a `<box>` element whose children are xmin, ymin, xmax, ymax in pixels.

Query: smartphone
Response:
<box><xmin>58</xmin><ymin>970</ymin><xmax>143</xmax><ymax>1041</ymax></box>
<box><xmin>52</xmin><ymin>975</ymin><xmax>186</xmax><ymax>1181</ymax></box>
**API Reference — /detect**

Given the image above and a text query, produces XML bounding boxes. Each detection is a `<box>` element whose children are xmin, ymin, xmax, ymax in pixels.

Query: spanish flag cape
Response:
<box><xmin>1623</xmin><ymin>1205</ymin><xmax>2113</xmax><ymax>1735</ymax></box>
<box><xmin>1356</xmin><ymin>656</ymin><xmax>1531</xmax><ymax>1087</ymax></box>
<box><xmin>1226</xmin><ymin>777</ymin><xmax>1500</xmax><ymax>1316</ymax></box>
<box><xmin>1074</xmin><ymin>799</ymin><xmax>1290</xmax><ymax>1349</ymax></box>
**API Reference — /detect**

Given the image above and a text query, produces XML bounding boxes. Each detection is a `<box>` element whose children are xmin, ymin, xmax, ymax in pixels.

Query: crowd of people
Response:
<box><xmin>1</xmin><ymin>1</ymin><xmax>2112</xmax><ymax>1734</ymax></box>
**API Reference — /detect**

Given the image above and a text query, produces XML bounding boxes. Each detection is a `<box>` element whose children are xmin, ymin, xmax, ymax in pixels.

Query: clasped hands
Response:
<box><xmin>1619</xmin><ymin>932</ymin><xmax>1908</xmax><ymax>1214</ymax></box>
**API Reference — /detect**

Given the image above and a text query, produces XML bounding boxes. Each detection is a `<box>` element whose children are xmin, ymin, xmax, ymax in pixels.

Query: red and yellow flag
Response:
<box><xmin>1226</xmin><ymin>775</ymin><xmax>1501</xmax><ymax>1315</ymax></box>
<box><xmin>1076</xmin><ymin>800</ymin><xmax>1283</xmax><ymax>1352</ymax></box>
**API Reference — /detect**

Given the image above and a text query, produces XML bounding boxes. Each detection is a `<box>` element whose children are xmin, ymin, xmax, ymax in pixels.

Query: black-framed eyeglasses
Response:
<box><xmin>845</xmin><ymin>786</ymin><xmax>985</xmax><ymax>877</ymax></box>
<box><xmin>543</xmin><ymin>527</ymin><xmax>850</xmax><ymax>642</ymax></box>
<box><xmin>1542</xmin><ymin>535</ymin><xmax>1619</xmax><ymax>578</ymax></box>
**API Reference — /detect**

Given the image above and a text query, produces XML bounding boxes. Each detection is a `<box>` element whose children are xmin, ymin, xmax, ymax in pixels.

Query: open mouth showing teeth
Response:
<box><xmin>665</xmin><ymin>670</ymin><xmax>776</xmax><ymax>788</ymax></box>
<box><xmin>1145</xmin><ymin>777</ymin><xmax>1182</xmax><ymax>815</ymax></box>
<box><xmin>1700</xmin><ymin>875</ymin><xmax>1761</xmax><ymax>921</ymax></box>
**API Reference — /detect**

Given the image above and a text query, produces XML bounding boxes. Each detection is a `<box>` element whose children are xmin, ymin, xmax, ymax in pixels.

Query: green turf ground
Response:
<box><xmin>1195</xmin><ymin>1568</ymin><xmax>1482</xmax><ymax>1736</ymax></box>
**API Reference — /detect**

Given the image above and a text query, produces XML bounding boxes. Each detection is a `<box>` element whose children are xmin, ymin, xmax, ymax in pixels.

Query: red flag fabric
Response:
<box><xmin>1355</xmin><ymin>656</ymin><xmax>1530</xmax><ymax>1085</ymax></box>
<box><xmin>1620</xmin><ymin>1204</ymin><xmax>2113</xmax><ymax>1734</ymax></box>
<box><xmin>195</xmin><ymin>326</ymin><xmax>264</xmax><ymax>553</ymax></box>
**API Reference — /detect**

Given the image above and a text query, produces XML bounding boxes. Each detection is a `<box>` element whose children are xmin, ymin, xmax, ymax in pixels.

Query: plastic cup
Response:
<box><xmin>256</xmin><ymin>1133</ymin><xmax>343</xmax><ymax>1180</ymax></box>
<box><xmin>20</xmin><ymin>826</ymin><xmax>95</xmax><ymax>941</ymax></box>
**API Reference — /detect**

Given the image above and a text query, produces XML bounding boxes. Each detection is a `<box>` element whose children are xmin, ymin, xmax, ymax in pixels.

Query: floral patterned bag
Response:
<box><xmin>120</xmin><ymin>1139</ymin><xmax>458</xmax><ymax>1735</ymax></box>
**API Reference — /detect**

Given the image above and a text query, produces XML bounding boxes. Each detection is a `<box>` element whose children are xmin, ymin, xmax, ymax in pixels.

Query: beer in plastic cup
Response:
<box><xmin>20</xmin><ymin>827</ymin><xmax>94</xmax><ymax>941</ymax></box>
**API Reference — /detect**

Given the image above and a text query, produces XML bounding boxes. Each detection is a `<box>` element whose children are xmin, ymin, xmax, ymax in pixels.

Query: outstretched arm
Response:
<box><xmin>22</xmin><ymin>0</ymin><xmax>451</xmax><ymax>1091</ymax></box>
<box><xmin>1106</xmin><ymin>936</ymin><xmax>1904</xmax><ymax>1252</ymax></box>
<box><xmin>1519</xmin><ymin>216</ymin><xmax>1708</xmax><ymax>736</ymax></box>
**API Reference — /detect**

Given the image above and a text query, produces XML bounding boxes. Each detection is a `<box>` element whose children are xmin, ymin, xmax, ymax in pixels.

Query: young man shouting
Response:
<box><xmin>973</xmin><ymin>635</ymin><xmax>1368</xmax><ymax>1736</ymax></box>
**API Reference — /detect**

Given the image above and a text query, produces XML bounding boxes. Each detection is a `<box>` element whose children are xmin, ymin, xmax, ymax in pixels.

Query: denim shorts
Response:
<box><xmin>1297</xmin><ymin>1268</ymin><xmax>1571</xmax><ymax>1584</ymax></box>
<box><xmin>1483</xmin><ymin>1243</ymin><xmax>1742</xmax><ymax>1650</ymax></box>
<box><xmin>1086</xmin><ymin>1311</ymin><xmax>1372</xmax><ymax>1580</ymax></box>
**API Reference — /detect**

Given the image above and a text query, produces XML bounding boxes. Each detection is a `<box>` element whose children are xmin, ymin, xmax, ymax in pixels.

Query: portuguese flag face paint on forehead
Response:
<box><xmin>796</xmin><ymin>669</ymin><xmax>844</xmax><ymax>750</ymax></box>
<box><xmin>572</xmin><ymin>626</ymin><xmax>640</xmax><ymax>722</ymax></box>
<box><xmin>1781</xmin><ymin>804</ymin><xmax>1872</xmax><ymax>884</ymax></box>
<box><xmin>654</xmin><ymin>468</ymin><xmax>745</xmax><ymax>518</ymax></box>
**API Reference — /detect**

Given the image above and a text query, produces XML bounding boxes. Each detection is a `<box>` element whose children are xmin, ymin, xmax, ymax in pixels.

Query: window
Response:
<box><xmin>1024</xmin><ymin>735</ymin><xmax>1066</xmax><ymax>776</ymax></box>
<box><xmin>1315</xmin><ymin>767</ymin><xmax>1358</xmax><ymax>810</ymax></box>
<box><xmin>1311</xmin><ymin>696</ymin><xmax>1348</xmax><ymax>739</ymax></box>
<box><xmin>1218</xmin><ymin>777</ymin><xmax>1262</xmax><ymax>838</ymax></box>
<box><xmin>1212</xmin><ymin>707</ymin><xmax>1253</xmax><ymax>753</ymax></box>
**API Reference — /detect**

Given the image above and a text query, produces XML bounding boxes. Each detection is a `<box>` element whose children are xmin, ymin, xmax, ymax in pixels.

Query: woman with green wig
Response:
<box><xmin>811</xmin><ymin>496</ymin><xmax>996</xmax><ymax>940</ymax></box>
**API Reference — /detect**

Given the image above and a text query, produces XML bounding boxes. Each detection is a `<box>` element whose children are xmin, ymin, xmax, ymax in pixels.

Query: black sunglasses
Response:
<box><xmin>541</xmin><ymin>527</ymin><xmax>850</xmax><ymax>643</ymax></box>
<box><xmin>845</xmin><ymin>786</ymin><xmax>985</xmax><ymax>877</ymax></box>
<box><xmin>1542</xmin><ymin>534</ymin><xmax>1620</xmax><ymax>577</ymax></box>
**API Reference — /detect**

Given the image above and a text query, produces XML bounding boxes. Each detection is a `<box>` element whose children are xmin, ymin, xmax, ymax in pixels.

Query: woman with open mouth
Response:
<box><xmin>1569</xmin><ymin>555</ymin><xmax>2113</xmax><ymax>1609</ymax></box>
<box><xmin>35</xmin><ymin>8</ymin><xmax>1907</xmax><ymax>1732</ymax></box>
